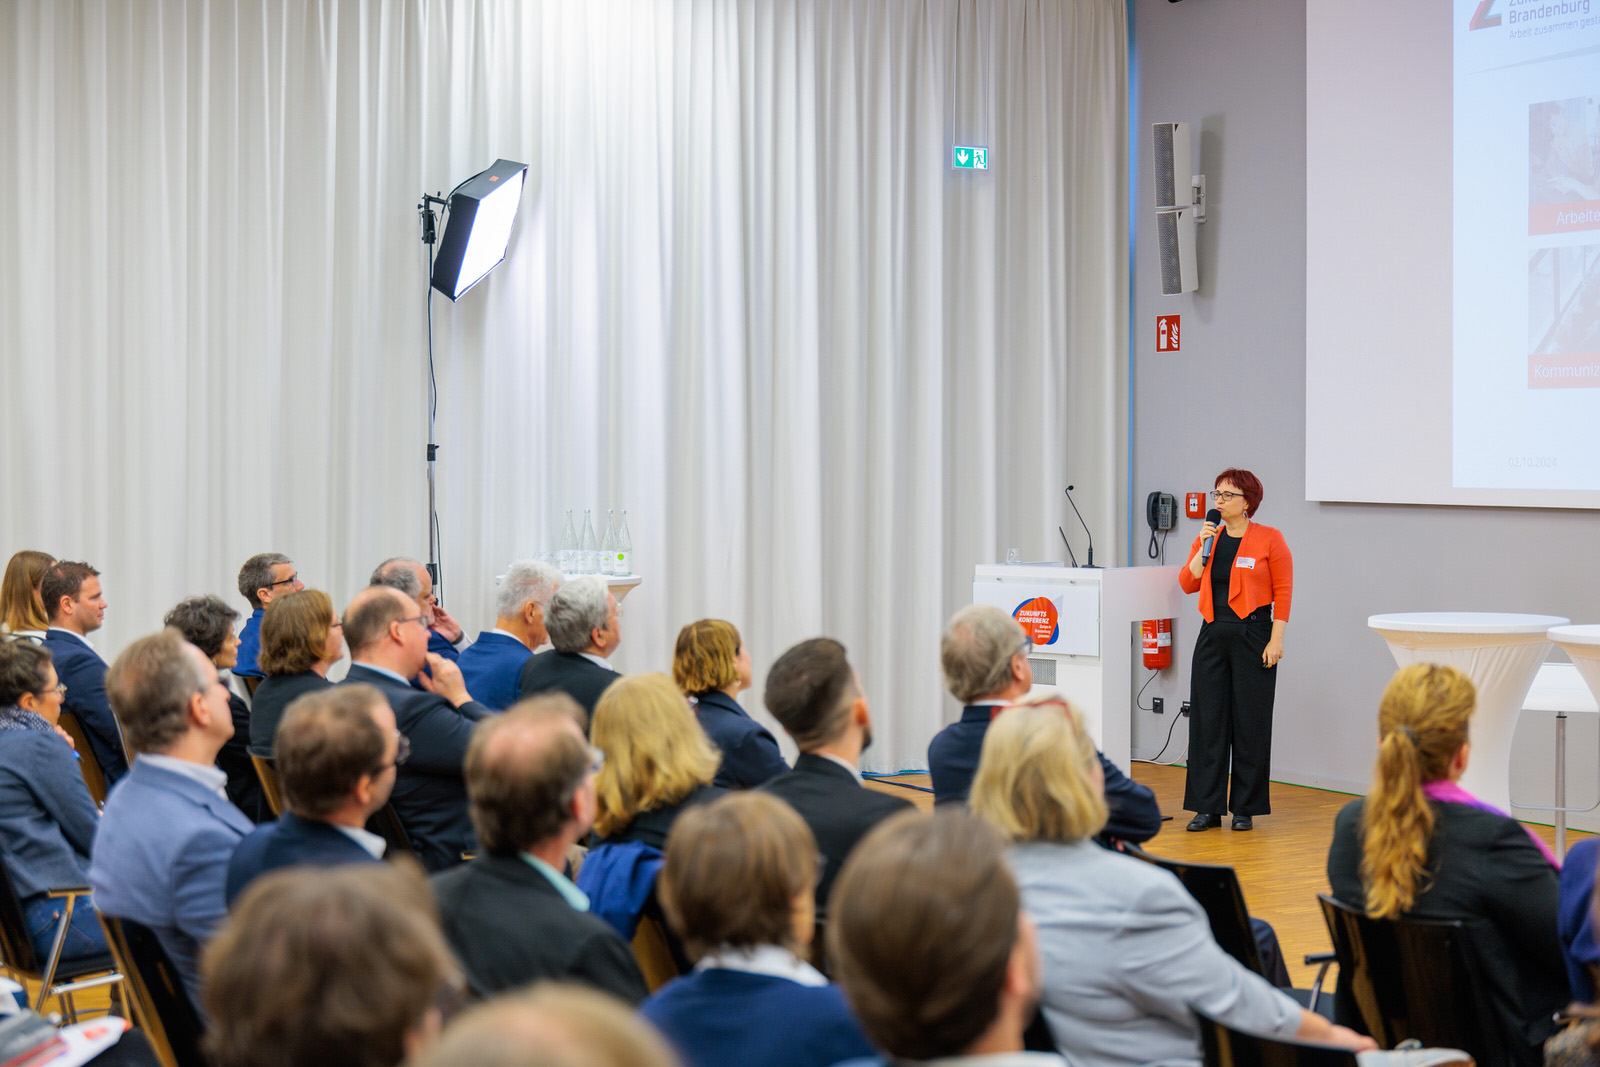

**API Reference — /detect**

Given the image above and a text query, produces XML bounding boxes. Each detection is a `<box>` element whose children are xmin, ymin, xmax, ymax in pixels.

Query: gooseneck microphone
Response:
<box><xmin>1200</xmin><ymin>507</ymin><xmax>1222</xmax><ymax>563</ymax></box>
<box><xmin>1064</xmin><ymin>485</ymin><xmax>1099</xmax><ymax>569</ymax></box>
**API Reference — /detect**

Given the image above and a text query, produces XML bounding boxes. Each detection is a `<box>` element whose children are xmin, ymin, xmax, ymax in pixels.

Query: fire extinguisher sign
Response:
<box><xmin>1156</xmin><ymin>315</ymin><xmax>1180</xmax><ymax>352</ymax></box>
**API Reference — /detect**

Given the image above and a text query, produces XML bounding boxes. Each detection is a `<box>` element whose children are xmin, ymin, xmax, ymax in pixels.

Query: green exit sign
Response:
<box><xmin>953</xmin><ymin>145</ymin><xmax>988</xmax><ymax>170</ymax></box>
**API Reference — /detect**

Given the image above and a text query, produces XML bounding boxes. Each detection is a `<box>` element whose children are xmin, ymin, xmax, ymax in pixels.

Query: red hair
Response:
<box><xmin>1214</xmin><ymin>468</ymin><xmax>1263</xmax><ymax>515</ymax></box>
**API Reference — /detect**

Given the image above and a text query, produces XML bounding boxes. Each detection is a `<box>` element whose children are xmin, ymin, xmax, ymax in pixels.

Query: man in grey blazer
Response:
<box><xmin>90</xmin><ymin>628</ymin><xmax>255</xmax><ymax>1011</ymax></box>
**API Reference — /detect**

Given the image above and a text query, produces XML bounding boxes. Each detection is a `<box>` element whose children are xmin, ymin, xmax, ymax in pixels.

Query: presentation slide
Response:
<box><xmin>1306</xmin><ymin>0</ymin><xmax>1600</xmax><ymax>508</ymax></box>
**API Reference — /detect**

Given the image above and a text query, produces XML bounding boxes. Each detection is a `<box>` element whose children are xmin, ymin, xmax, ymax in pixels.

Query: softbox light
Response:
<box><xmin>429</xmin><ymin>159</ymin><xmax>528</xmax><ymax>300</ymax></box>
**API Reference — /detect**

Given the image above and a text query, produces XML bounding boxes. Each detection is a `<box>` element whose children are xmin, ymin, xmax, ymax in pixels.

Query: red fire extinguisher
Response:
<box><xmin>1141</xmin><ymin>618</ymin><xmax>1172</xmax><ymax>670</ymax></box>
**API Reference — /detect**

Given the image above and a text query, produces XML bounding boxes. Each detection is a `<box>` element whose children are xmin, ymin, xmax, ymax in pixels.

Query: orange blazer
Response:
<box><xmin>1178</xmin><ymin>521</ymin><xmax>1293</xmax><ymax>623</ymax></box>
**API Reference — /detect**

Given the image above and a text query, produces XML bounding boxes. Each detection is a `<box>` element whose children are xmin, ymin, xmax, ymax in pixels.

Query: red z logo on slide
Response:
<box><xmin>1468</xmin><ymin>1</ymin><xmax>1501</xmax><ymax>29</ymax></box>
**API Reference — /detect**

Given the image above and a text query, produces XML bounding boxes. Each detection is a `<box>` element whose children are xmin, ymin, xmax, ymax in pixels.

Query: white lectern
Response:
<box><xmin>973</xmin><ymin>564</ymin><xmax>1183</xmax><ymax>767</ymax></box>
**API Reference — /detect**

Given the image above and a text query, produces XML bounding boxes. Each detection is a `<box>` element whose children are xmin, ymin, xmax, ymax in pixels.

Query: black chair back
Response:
<box><xmin>1125</xmin><ymin>846</ymin><xmax>1265</xmax><ymax>975</ymax></box>
<box><xmin>0</xmin><ymin>858</ymin><xmax>42</xmax><ymax>973</ymax></box>
<box><xmin>1196</xmin><ymin>1007</ymin><xmax>1359</xmax><ymax>1067</ymax></box>
<box><xmin>1317</xmin><ymin>894</ymin><xmax>1510</xmax><ymax>1066</ymax></box>
<box><xmin>98</xmin><ymin>915</ymin><xmax>208</xmax><ymax>1067</ymax></box>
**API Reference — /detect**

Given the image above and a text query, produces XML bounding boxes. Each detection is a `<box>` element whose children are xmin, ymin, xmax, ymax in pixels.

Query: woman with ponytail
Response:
<box><xmin>1327</xmin><ymin>663</ymin><xmax>1567</xmax><ymax>1065</ymax></box>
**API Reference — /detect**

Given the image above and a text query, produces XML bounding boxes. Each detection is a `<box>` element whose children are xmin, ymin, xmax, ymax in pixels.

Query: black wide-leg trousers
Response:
<box><xmin>1183</xmin><ymin>610</ymin><xmax>1277</xmax><ymax>816</ymax></box>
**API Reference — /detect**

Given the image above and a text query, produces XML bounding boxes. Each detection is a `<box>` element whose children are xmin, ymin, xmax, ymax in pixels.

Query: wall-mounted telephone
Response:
<box><xmin>1146</xmin><ymin>492</ymin><xmax>1177</xmax><ymax>531</ymax></box>
<box><xmin>1146</xmin><ymin>491</ymin><xmax>1177</xmax><ymax>561</ymax></box>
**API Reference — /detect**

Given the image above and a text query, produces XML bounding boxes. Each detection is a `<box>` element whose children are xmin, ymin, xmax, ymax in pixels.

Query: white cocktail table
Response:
<box><xmin>1367</xmin><ymin>612</ymin><xmax>1570</xmax><ymax>810</ymax></box>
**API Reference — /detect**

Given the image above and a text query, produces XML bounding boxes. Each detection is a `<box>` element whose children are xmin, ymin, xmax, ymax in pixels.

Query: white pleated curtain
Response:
<box><xmin>0</xmin><ymin>0</ymin><xmax>1127</xmax><ymax>773</ymax></box>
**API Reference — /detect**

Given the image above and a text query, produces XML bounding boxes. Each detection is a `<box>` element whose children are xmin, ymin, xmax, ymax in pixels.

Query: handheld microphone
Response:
<box><xmin>1057</xmin><ymin>525</ymin><xmax>1080</xmax><ymax>568</ymax></box>
<box><xmin>1200</xmin><ymin>508</ymin><xmax>1222</xmax><ymax>563</ymax></box>
<box><xmin>1064</xmin><ymin>485</ymin><xmax>1099</xmax><ymax>568</ymax></box>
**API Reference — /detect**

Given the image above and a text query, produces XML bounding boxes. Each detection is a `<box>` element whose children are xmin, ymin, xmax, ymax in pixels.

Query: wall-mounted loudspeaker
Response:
<box><xmin>1153</xmin><ymin>122</ymin><xmax>1203</xmax><ymax>295</ymax></box>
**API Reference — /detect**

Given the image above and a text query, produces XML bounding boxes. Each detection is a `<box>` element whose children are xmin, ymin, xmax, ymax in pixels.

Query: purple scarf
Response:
<box><xmin>1422</xmin><ymin>778</ymin><xmax>1559</xmax><ymax>869</ymax></box>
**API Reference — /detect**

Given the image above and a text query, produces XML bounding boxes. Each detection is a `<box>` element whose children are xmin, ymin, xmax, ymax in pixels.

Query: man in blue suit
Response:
<box><xmin>340</xmin><ymin>585</ymin><xmax>492</xmax><ymax>871</ymax></box>
<box><xmin>370</xmin><ymin>556</ymin><xmax>465</xmax><ymax>665</ymax></box>
<box><xmin>225</xmin><ymin>684</ymin><xmax>398</xmax><ymax>904</ymax></box>
<box><xmin>89</xmin><ymin>629</ymin><xmax>254</xmax><ymax>1011</ymax></box>
<box><xmin>927</xmin><ymin>604</ymin><xmax>1162</xmax><ymax>847</ymax></box>
<box><xmin>457</xmin><ymin>559</ymin><xmax>564</xmax><ymax>710</ymax></box>
<box><xmin>41</xmin><ymin>560</ymin><xmax>128</xmax><ymax>783</ymax></box>
<box><xmin>231</xmin><ymin>551</ymin><xmax>305</xmax><ymax>691</ymax></box>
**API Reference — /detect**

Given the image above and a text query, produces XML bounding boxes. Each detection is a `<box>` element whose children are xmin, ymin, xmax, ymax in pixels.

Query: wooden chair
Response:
<box><xmin>97</xmin><ymin>915</ymin><xmax>207</xmax><ymax>1067</ymax></box>
<box><xmin>1126</xmin><ymin>846</ymin><xmax>1333</xmax><ymax>1009</ymax></box>
<box><xmin>1318</xmin><ymin>893</ymin><xmax>1510</xmax><ymax>1066</ymax></box>
<box><xmin>1196</xmin><ymin>1007</ymin><xmax>1359</xmax><ymax>1067</ymax></box>
<box><xmin>250</xmin><ymin>754</ymin><xmax>284</xmax><ymax>817</ymax></box>
<box><xmin>56</xmin><ymin>711</ymin><xmax>108</xmax><ymax>806</ymax></box>
<box><xmin>631</xmin><ymin>913</ymin><xmax>684</xmax><ymax>992</ymax></box>
<box><xmin>0</xmin><ymin>862</ymin><xmax>121</xmax><ymax>1020</ymax></box>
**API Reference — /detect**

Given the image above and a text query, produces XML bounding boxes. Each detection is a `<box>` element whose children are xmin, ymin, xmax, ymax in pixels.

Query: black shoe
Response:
<box><xmin>1232</xmin><ymin>815</ymin><xmax>1253</xmax><ymax>831</ymax></box>
<box><xmin>1186</xmin><ymin>813</ymin><xmax>1222</xmax><ymax>831</ymax></box>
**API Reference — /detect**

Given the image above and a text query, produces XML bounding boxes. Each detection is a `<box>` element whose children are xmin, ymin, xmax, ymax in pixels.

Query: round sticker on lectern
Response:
<box><xmin>1012</xmin><ymin>597</ymin><xmax>1059</xmax><ymax>647</ymax></box>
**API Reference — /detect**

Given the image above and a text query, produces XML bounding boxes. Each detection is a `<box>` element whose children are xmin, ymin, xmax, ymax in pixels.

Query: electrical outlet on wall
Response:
<box><xmin>1153</xmin><ymin>697</ymin><xmax>1164</xmax><ymax>714</ymax></box>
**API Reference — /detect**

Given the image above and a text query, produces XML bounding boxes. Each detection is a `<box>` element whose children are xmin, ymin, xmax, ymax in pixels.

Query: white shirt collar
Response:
<box><xmin>971</xmin><ymin>698</ymin><xmax>1008</xmax><ymax>707</ymax></box>
<box><xmin>579</xmin><ymin>651</ymin><xmax>617</xmax><ymax>672</ymax></box>
<box><xmin>490</xmin><ymin>627</ymin><xmax>522</xmax><ymax>642</ymax></box>
<box><xmin>139</xmin><ymin>754</ymin><xmax>230</xmax><ymax>799</ymax></box>
<box><xmin>47</xmin><ymin>626</ymin><xmax>94</xmax><ymax>650</ymax></box>
<box><xmin>814</xmin><ymin>751</ymin><xmax>862</xmax><ymax>781</ymax></box>
<box><xmin>331</xmin><ymin>822</ymin><xmax>388</xmax><ymax>859</ymax></box>
<box><xmin>695</xmin><ymin>944</ymin><xmax>828</xmax><ymax>987</ymax></box>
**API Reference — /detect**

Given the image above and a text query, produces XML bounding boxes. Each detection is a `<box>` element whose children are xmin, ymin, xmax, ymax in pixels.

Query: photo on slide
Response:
<box><xmin>1529</xmin><ymin>243</ymin><xmax>1600</xmax><ymax>387</ymax></box>
<box><xmin>1529</xmin><ymin>96</ymin><xmax>1600</xmax><ymax>234</ymax></box>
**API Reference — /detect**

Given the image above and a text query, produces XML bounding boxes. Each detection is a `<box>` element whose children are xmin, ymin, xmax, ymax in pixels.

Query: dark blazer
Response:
<box><xmin>215</xmin><ymin>689</ymin><xmax>267</xmax><ymax>822</ymax></box>
<box><xmin>761</xmin><ymin>754</ymin><xmax>913</xmax><ymax>909</ymax></box>
<box><xmin>341</xmin><ymin>664</ymin><xmax>493</xmax><ymax>872</ymax></box>
<box><xmin>457</xmin><ymin>631</ymin><xmax>533</xmax><ymax>711</ymax></box>
<box><xmin>1327</xmin><ymin>797</ymin><xmax>1566</xmax><ymax>1062</ymax></box>
<box><xmin>248</xmin><ymin>671</ymin><xmax>332</xmax><ymax>757</ymax></box>
<box><xmin>640</xmin><ymin>967</ymin><xmax>875</xmax><ymax>1067</ymax></box>
<box><xmin>1559</xmin><ymin>837</ymin><xmax>1600</xmax><ymax>1003</ymax></box>
<box><xmin>45</xmin><ymin>629</ymin><xmax>128</xmax><ymax>782</ymax></box>
<box><xmin>431</xmin><ymin>852</ymin><xmax>648</xmax><ymax>1004</ymax></box>
<box><xmin>693</xmin><ymin>690</ymin><xmax>789</xmax><ymax>790</ymax></box>
<box><xmin>928</xmin><ymin>704</ymin><xmax>1163</xmax><ymax>845</ymax></box>
<box><xmin>595</xmin><ymin>783</ymin><xmax>725</xmax><ymax>852</ymax></box>
<box><xmin>225</xmin><ymin>812</ymin><xmax>383</xmax><ymax>905</ymax></box>
<box><xmin>518</xmin><ymin>650</ymin><xmax>619</xmax><ymax>722</ymax></box>
<box><xmin>89</xmin><ymin>759</ymin><xmax>254</xmax><ymax>1010</ymax></box>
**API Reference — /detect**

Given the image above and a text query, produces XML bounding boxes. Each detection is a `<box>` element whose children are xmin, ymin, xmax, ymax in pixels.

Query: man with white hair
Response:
<box><xmin>457</xmin><ymin>561</ymin><xmax>564</xmax><ymax>711</ymax></box>
<box><xmin>516</xmin><ymin>577</ymin><xmax>621</xmax><ymax>721</ymax></box>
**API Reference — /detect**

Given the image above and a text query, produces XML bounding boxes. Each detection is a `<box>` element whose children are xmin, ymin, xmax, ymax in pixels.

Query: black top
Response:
<box><xmin>216</xmin><ymin>690</ymin><xmax>268</xmax><ymax>822</ymax></box>
<box><xmin>1209</xmin><ymin>531</ymin><xmax>1242</xmax><ymax>621</ymax></box>
<box><xmin>594</xmin><ymin>783</ymin><xmax>725</xmax><ymax>851</ymax></box>
<box><xmin>249</xmin><ymin>671</ymin><xmax>333</xmax><ymax>757</ymax></box>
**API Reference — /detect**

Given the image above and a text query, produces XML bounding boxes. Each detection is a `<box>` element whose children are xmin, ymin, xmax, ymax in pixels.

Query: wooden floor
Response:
<box><xmin>868</xmin><ymin>764</ymin><xmax>1589</xmax><ymax>987</ymax></box>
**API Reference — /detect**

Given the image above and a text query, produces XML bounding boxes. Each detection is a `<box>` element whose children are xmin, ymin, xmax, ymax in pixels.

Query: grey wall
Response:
<box><xmin>1127</xmin><ymin>0</ymin><xmax>1600</xmax><ymax>826</ymax></box>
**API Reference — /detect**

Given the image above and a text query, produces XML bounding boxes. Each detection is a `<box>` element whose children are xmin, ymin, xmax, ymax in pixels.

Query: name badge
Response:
<box><xmin>1235</xmin><ymin>557</ymin><xmax>1256</xmax><ymax>570</ymax></box>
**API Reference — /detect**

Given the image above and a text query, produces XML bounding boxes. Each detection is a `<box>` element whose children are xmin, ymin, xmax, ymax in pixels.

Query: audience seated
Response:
<box><xmin>340</xmin><ymin>586</ymin><xmax>490</xmax><ymax>871</ymax></box>
<box><xmin>758</xmin><ymin>638</ymin><xmax>910</xmax><ymax>911</ymax></box>
<box><xmin>674</xmin><ymin>619</ymin><xmax>788</xmax><ymax>790</ymax></box>
<box><xmin>640</xmin><ymin>791</ymin><xmax>874</xmax><ymax>1067</ymax></box>
<box><xmin>1327</xmin><ymin>663</ymin><xmax>1567</xmax><ymax>1065</ymax></box>
<box><xmin>164</xmin><ymin>594</ymin><xmax>265</xmax><ymax>821</ymax></box>
<box><xmin>971</xmin><ymin>697</ymin><xmax>1373</xmax><ymax>1067</ymax></box>
<box><xmin>457</xmin><ymin>560</ymin><xmax>563</xmax><ymax>710</ymax></box>
<box><xmin>431</xmin><ymin>696</ymin><xmax>647</xmax><ymax>1003</ymax></box>
<box><xmin>42</xmin><ymin>561</ymin><xmax>127</xmax><ymax>782</ymax></box>
<box><xmin>1</xmin><ymin>549</ymin><xmax>55</xmax><ymax>641</ymax></box>
<box><xmin>89</xmin><ymin>628</ymin><xmax>254</xmax><ymax>1010</ymax></box>
<box><xmin>929</xmin><ymin>604</ymin><xmax>1161</xmax><ymax>847</ymax></box>
<box><xmin>411</xmin><ymin>985</ymin><xmax>680</xmax><ymax>1067</ymax></box>
<box><xmin>225</xmin><ymin>684</ymin><xmax>398</xmax><ymax>904</ymax></box>
<box><xmin>827</xmin><ymin>808</ymin><xmax>1062</xmax><ymax>1066</ymax></box>
<box><xmin>1561</xmin><ymin>837</ymin><xmax>1600</xmax><ymax>1004</ymax></box>
<box><xmin>247</xmin><ymin>588</ymin><xmax>341</xmax><ymax>757</ymax></box>
<box><xmin>590</xmin><ymin>672</ymin><xmax>723</xmax><ymax>849</ymax></box>
<box><xmin>516</xmin><ymin>576</ymin><xmax>622</xmax><ymax>718</ymax></box>
<box><xmin>230</xmin><ymin>553</ymin><xmax>304</xmax><ymax>692</ymax></box>
<box><xmin>202</xmin><ymin>863</ymin><xmax>463</xmax><ymax>1067</ymax></box>
<box><xmin>0</xmin><ymin>640</ymin><xmax>107</xmax><ymax>965</ymax></box>
<box><xmin>371</xmin><ymin>556</ymin><xmax>463</xmax><ymax>663</ymax></box>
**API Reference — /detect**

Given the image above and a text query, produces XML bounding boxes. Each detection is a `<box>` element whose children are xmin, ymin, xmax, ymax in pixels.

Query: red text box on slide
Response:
<box><xmin>1528</xmin><ymin>352</ymin><xmax>1600</xmax><ymax>388</ymax></box>
<box><xmin>1529</xmin><ymin>201</ymin><xmax>1600</xmax><ymax>236</ymax></box>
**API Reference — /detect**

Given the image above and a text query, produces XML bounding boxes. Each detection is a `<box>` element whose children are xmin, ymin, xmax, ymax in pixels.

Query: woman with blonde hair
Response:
<box><xmin>972</xmin><ymin>693</ymin><xmax>1375</xmax><ymax>1067</ymax></box>
<box><xmin>1327</xmin><ymin>663</ymin><xmax>1566</xmax><ymax>1065</ymax></box>
<box><xmin>590</xmin><ymin>672</ymin><xmax>723</xmax><ymax>848</ymax></box>
<box><xmin>0</xmin><ymin>550</ymin><xmax>54</xmax><ymax>641</ymax></box>
<box><xmin>673</xmin><ymin>619</ymin><xmax>787</xmax><ymax>789</ymax></box>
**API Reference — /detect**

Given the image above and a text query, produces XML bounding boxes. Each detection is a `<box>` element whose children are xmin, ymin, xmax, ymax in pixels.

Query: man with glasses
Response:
<box><xmin>927</xmin><ymin>604</ymin><xmax>1161</xmax><ymax>847</ymax></box>
<box><xmin>340</xmin><ymin>586</ymin><xmax>492</xmax><ymax>871</ymax></box>
<box><xmin>233</xmin><ymin>552</ymin><xmax>305</xmax><ymax>692</ymax></box>
<box><xmin>224</xmin><ymin>684</ymin><xmax>403</xmax><ymax>904</ymax></box>
<box><xmin>431</xmin><ymin>695</ymin><xmax>648</xmax><ymax>1004</ymax></box>
<box><xmin>370</xmin><ymin>556</ymin><xmax>465</xmax><ymax>664</ymax></box>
